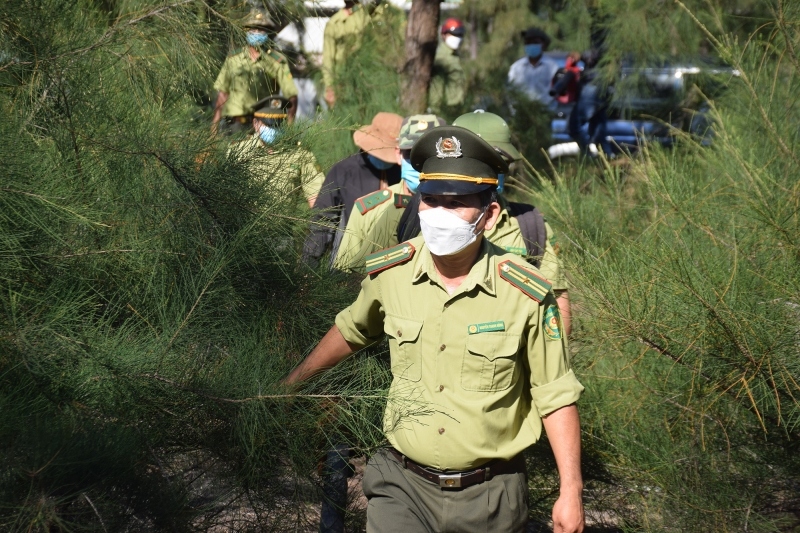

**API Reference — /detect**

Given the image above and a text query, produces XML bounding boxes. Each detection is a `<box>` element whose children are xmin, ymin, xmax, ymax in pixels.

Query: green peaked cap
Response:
<box><xmin>410</xmin><ymin>125</ymin><xmax>508</xmax><ymax>195</ymax></box>
<box><xmin>452</xmin><ymin>110</ymin><xmax>523</xmax><ymax>162</ymax></box>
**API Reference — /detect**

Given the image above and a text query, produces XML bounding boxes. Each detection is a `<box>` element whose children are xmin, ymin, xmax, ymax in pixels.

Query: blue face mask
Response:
<box><xmin>259</xmin><ymin>126</ymin><xmax>279</xmax><ymax>144</ymax></box>
<box><xmin>401</xmin><ymin>158</ymin><xmax>420</xmax><ymax>193</ymax></box>
<box><xmin>367</xmin><ymin>153</ymin><xmax>395</xmax><ymax>170</ymax></box>
<box><xmin>496</xmin><ymin>173</ymin><xmax>505</xmax><ymax>194</ymax></box>
<box><xmin>246</xmin><ymin>31</ymin><xmax>269</xmax><ymax>47</ymax></box>
<box><xmin>525</xmin><ymin>43</ymin><xmax>543</xmax><ymax>59</ymax></box>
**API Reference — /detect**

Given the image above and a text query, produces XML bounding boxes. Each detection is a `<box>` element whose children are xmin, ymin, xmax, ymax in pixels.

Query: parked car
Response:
<box><xmin>546</xmin><ymin>52</ymin><xmax>740</xmax><ymax>158</ymax></box>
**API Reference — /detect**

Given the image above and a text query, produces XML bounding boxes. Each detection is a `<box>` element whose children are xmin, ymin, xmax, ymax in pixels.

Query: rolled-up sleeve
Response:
<box><xmin>334</xmin><ymin>275</ymin><xmax>385</xmax><ymax>348</ymax></box>
<box><xmin>526</xmin><ymin>292</ymin><xmax>584</xmax><ymax>416</ymax></box>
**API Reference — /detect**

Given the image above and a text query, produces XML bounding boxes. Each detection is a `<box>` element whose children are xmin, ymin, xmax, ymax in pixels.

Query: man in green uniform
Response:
<box><xmin>428</xmin><ymin>18</ymin><xmax>466</xmax><ymax>114</ymax></box>
<box><xmin>227</xmin><ymin>96</ymin><xmax>324</xmax><ymax>208</ymax></box>
<box><xmin>333</xmin><ymin>114</ymin><xmax>446</xmax><ymax>271</ymax></box>
<box><xmin>286</xmin><ymin>125</ymin><xmax>584</xmax><ymax>533</ymax></box>
<box><xmin>322</xmin><ymin>1</ymin><xmax>371</xmax><ymax>108</ymax></box>
<box><xmin>212</xmin><ymin>11</ymin><xmax>298</xmax><ymax>136</ymax></box>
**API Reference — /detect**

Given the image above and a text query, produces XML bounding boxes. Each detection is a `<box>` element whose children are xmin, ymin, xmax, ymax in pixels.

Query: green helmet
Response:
<box><xmin>398</xmin><ymin>114</ymin><xmax>447</xmax><ymax>150</ymax></box>
<box><xmin>452</xmin><ymin>110</ymin><xmax>523</xmax><ymax>162</ymax></box>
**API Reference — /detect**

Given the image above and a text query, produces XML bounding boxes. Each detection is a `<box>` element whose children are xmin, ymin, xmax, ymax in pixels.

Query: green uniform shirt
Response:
<box><xmin>322</xmin><ymin>6</ymin><xmax>370</xmax><ymax>88</ymax></box>
<box><xmin>334</xmin><ymin>183</ymin><xmax>405</xmax><ymax>270</ymax></box>
<box><xmin>335</xmin><ymin>236</ymin><xmax>584</xmax><ymax>470</ymax></box>
<box><xmin>487</xmin><ymin>211</ymin><xmax>568</xmax><ymax>291</ymax></box>
<box><xmin>228</xmin><ymin>135</ymin><xmax>324</xmax><ymax>203</ymax></box>
<box><xmin>428</xmin><ymin>42</ymin><xmax>466</xmax><ymax>112</ymax></box>
<box><xmin>348</xmin><ymin>199</ymin><xmax>568</xmax><ymax>290</ymax></box>
<box><xmin>213</xmin><ymin>48</ymin><xmax>298</xmax><ymax>118</ymax></box>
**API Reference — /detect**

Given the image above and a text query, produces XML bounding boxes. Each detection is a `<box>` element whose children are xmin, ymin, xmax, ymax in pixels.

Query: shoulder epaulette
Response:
<box><xmin>228</xmin><ymin>47</ymin><xmax>244</xmax><ymax>56</ymax></box>
<box><xmin>355</xmin><ymin>189</ymin><xmax>392</xmax><ymax>215</ymax></box>
<box><xmin>498</xmin><ymin>260</ymin><xmax>551</xmax><ymax>303</ymax></box>
<box><xmin>267</xmin><ymin>49</ymin><xmax>286</xmax><ymax>63</ymax></box>
<box><xmin>351</xmin><ymin>4</ymin><xmax>362</xmax><ymax>12</ymax></box>
<box><xmin>394</xmin><ymin>193</ymin><xmax>412</xmax><ymax>209</ymax></box>
<box><xmin>365</xmin><ymin>242</ymin><xmax>415</xmax><ymax>275</ymax></box>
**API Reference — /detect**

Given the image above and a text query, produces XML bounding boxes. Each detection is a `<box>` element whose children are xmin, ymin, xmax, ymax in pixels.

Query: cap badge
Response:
<box><xmin>417</xmin><ymin>121</ymin><xmax>428</xmax><ymax>130</ymax></box>
<box><xmin>435</xmin><ymin>136</ymin><xmax>462</xmax><ymax>159</ymax></box>
<box><xmin>269</xmin><ymin>98</ymin><xmax>282</xmax><ymax>108</ymax></box>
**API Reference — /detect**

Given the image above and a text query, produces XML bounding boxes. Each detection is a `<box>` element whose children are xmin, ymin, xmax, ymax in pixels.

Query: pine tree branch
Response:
<box><xmin>139</xmin><ymin>373</ymin><xmax>384</xmax><ymax>403</ymax></box>
<box><xmin>636</xmin><ymin>336</ymin><xmax>799</xmax><ymax>440</ymax></box>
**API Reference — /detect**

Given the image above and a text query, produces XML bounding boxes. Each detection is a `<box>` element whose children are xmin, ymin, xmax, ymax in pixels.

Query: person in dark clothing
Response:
<box><xmin>301</xmin><ymin>112</ymin><xmax>402</xmax><ymax>268</ymax></box>
<box><xmin>565</xmin><ymin>49</ymin><xmax>612</xmax><ymax>156</ymax></box>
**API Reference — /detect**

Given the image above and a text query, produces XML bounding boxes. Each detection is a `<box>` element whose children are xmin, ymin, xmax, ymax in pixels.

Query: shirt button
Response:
<box><xmin>440</xmin><ymin>344</ymin><xmax>446</xmax><ymax>351</ymax></box>
<box><xmin>438</xmin><ymin>428</ymin><xmax>445</xmax><ymax>435</ymax></box>
<box><xmin>397</xmin><ymin>330</ymin><xmax>402</xmax><ymax>337</ymax></box>
<box><xmin>439</xmin><ymin>385</ymin><xmax>444</xmax><ymax>392</ymax></box>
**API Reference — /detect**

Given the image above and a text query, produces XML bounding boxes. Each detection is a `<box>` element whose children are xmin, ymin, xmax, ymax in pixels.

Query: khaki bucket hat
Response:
<box><xmin>353</xmin><ymin>112</ymin><xmax>403</xmax><ymax>163</ymax></box>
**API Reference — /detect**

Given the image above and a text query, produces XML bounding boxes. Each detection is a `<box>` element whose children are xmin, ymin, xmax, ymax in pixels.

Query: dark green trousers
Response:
<box><xmin>363</xmin><ymin>449</ymin><xmax>528</xmax><ymax>533</ymax></box>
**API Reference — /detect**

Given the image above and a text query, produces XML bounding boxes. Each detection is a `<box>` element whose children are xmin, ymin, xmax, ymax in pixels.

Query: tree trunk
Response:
<box><xmin>400</xmin><ymin>0</ymin><xmax>440</xmax><ymax>113</ymax></box>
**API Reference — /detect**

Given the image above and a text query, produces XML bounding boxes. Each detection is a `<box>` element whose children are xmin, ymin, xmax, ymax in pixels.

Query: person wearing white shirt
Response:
<box><xmin>507</xmin><ymin>27</ymin><xmax>559</xmax><ymax>107</ymax></box>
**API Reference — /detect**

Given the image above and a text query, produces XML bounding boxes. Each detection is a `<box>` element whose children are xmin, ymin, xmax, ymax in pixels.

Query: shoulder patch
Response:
<box><xmin>498</xmin><ymin>260</ymin><xmax>552</xmax><ymax>303</ymax></box>
<box><xmin>355</xmin><ymin>189</ymin><xmax>392</xmax><ymax>215</ymax></box>
<box><xmin>267</xmin><ymin>50</ymin><xmax>286</xmax><ymax>63</ymax></box>
<box><xmin>394</xmin><ymin>193</ymin><xmax>412</xmax><ymax>209</ymax></box>
<box><xmin>365</xmin><ymin>242</ymin><xmax>415</xmax><ymax>275</ymax></box>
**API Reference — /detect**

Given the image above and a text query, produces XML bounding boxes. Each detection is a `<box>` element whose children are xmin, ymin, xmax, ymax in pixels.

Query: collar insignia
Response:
<box><xmin>435</xmin><ymin>136</ymin><xmax>462</xmax><ymax>158</ymax></box>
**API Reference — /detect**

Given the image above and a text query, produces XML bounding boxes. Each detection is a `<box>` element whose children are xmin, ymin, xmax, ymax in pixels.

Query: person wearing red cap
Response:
<box><xmin>428</xmin><ymin>18</ymin><xmax>466</xmax><ymax>114</ymax></box>
<box><xmin>301</xmin><ymin>112</ymin><xmax>403</xmax><ymax>268</ymax></box>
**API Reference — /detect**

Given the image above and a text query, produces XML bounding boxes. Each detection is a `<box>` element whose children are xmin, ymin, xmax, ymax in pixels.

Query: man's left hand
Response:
<box><xmin>552</xmin><ymin>491</ymin><xmax>584</xmax><ymax>533</ymax></box>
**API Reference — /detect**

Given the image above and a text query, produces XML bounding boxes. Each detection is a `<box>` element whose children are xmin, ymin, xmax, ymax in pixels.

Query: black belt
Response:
<box><xmin>387</xmin><ymin>448</ymin><xmax>525</xmax><ymax>490</ymax></box>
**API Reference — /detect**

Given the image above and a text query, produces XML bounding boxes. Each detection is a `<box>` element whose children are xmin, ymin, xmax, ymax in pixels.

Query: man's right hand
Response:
<box><xmin>324</xmin><ymin>86</ymin><xmax>336</xmax><ymax>108</ymax></box>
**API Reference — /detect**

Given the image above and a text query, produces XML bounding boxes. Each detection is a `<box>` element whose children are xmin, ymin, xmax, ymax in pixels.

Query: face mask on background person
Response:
<box><xmin>367</xmin><ymin>153</ymin><xmax>395</xmax><ymax>170</ymax></box>
<box><xmin>258</xmin><ymin>125</ymin><xmax>279</xmax><ymax>144</ymax></box>
<box><xmin>419</xmin><ymin>207</ymin><xmax>485</xmax><ymax>256</ymax></box>
<box><xmin>444</xmin><ymin>35</ymin><xmax>463</xmax><ymax>51</ymax></box>
<box><xmin>525</xmin><ymin>43</ymin><xmax>543</xmax><ymax>59</ymax></box>
<box><xmin>400</xmin><ymin>158</ymin><xmax>420</xmax><ymax>193</ymax></box>
<box><xmin>246</xmin><ymin>31</ymin><xmax>269</xmax><ymax>47</ymax></box>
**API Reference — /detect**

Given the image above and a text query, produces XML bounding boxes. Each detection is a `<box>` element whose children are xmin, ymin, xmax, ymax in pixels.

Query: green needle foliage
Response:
<box><xmin>523</xmin><ymin>3</ymin><xmax>800</xmax><ymax>530</ymax></box>
<box><xmin>0</xmin><ymin>0</ymin><xmax>386</xmax><ymax>530</ymax></box>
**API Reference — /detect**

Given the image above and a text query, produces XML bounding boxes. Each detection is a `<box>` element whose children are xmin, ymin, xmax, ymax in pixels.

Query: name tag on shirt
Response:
<box><xmin>467</xmin><ymin>321</ymin><xmax>506</xmax><ymax>334</ymax></box>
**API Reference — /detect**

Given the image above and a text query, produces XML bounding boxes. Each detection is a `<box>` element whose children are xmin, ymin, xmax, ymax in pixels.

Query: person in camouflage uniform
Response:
<box><xmin>212</xmin><ymin>11</ymin><xmax>298</xmax><ymax>136</ymax></box>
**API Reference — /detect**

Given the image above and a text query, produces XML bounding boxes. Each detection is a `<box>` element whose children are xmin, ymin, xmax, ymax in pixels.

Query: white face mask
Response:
<box><xmin>419</xmin><ymin>207</ymin><xmax>484</xmax><ymax>256</ymax></box>
<box><xmin>444</xmin><ymin>35</ymin><xmax>463</xmax><ymax>51</ymax></box>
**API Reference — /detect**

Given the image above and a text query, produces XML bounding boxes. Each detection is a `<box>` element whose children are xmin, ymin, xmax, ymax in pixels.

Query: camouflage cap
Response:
<box><xmin>411</xmin><ymin>126</ymin><xmax>508</xmax><ymax>195</ymax></box>
<box><xmin>243</xmin><ymin>10</ymin><xmax>277</xmax><ymax>31</ymax></box>
<box><xmin>398</xmin><ymin>115</ymin><xmax>447</xmax><ymax>150</ymax></box>
<box><xmin>452</xmin><ymin>110</ymin><xmax>523</xmax><ymax>161</ymax></box>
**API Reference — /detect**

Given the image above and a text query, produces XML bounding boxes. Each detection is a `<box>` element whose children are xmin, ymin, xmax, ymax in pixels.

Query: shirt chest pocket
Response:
<box><xmin>384</xmin><ymin>315</ymin><xmax>424</xmax><ymax>382</ymax></box>
<box><xmin>461</xmin><ymin>334</ymin><xmax>520</xmax><ymax>392</ymax></box>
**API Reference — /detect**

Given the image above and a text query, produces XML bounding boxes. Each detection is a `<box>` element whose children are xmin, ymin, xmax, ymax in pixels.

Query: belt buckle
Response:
<box><xmin>438</xmin><ymin>473</ymin><xmax>462</xmax><ymax>488</ymax></box>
